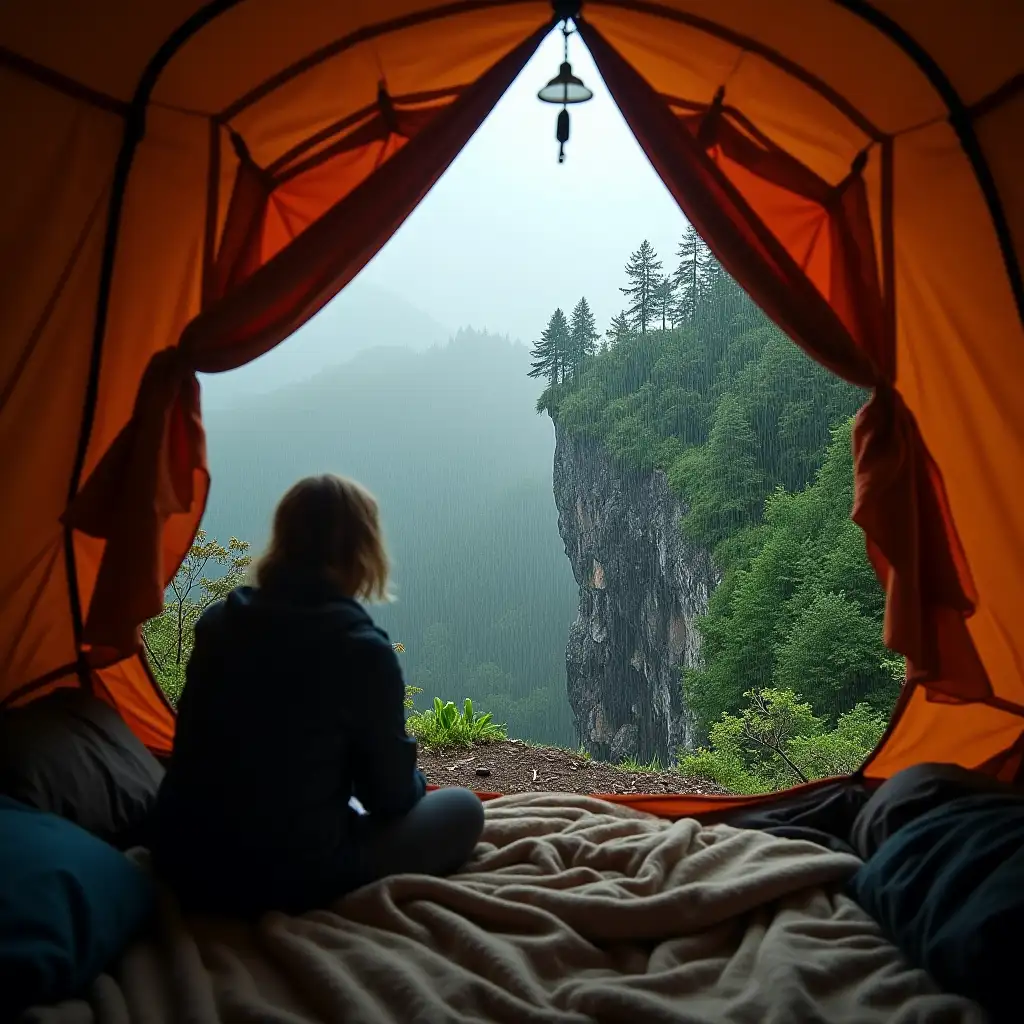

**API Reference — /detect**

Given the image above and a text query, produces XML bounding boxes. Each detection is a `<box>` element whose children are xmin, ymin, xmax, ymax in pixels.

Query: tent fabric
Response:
<box><xmin>1</xmin><ymin>1</ymin><xmax>1023</xmax><ymax>819</ymax></box>
<box><xmin>61</xmin><ymin>20</ymin><xmax>554</xmax><ymax>661</ymax></box>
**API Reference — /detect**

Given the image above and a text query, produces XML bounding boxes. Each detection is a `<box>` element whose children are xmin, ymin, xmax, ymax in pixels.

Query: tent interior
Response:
<box><xmin>1</xmin><ymin>1</ymin><xmax>1023</xmax><ymax>1021</ymax></box>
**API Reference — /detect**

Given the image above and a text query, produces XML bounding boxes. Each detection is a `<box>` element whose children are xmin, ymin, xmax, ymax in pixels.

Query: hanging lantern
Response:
<box><xmin>537</xmin><ymin>20</ymin><xmax>593</xmax><ymax>163</ymax></box>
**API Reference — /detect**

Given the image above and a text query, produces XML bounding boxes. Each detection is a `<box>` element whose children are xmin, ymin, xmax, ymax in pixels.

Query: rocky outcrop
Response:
<box><xmin>553</xmin><ymin>426</ymin><xmax>717</xmax><ymax>764</ymax></box>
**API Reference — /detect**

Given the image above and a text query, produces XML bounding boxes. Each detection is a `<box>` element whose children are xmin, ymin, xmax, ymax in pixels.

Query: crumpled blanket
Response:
<box><xmin>25</xmin><ymin>793</ymin><xmax>986</xmax><ymax>1024</ymax></box>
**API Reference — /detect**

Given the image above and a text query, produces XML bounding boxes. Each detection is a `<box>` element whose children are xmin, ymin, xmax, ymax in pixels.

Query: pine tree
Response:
<box><xmin>606</xmin><ymin>310</ymin><xmax>632</xmax><ymax>348</ymax></box>
<box><xmin>620</xmin><ymin>240</ymin><xmax>663</xmax><ymax>334</ymax></box>
<box><xmin>701</xmin><ymin>250</ymin><xmax>724</xmax><ymax>298</ymax></box>
<box><xmin>672</xmin><ymin>225</ymin><xmax>709</xmax><ymax>324</ymax></box>
<box><xmin>653</xmin><ymin>277</ymin><xmax>675</xmax><ymax>330</ymax></box>
<box><xmin>527</xmin><ymin>308</ymin><xmax>571</xmax><ymax>387</ymax></box>
<box><xmin>567</xmin><ymin>297</ymin><xmax>599</xmax><ymax>377</ymax></box>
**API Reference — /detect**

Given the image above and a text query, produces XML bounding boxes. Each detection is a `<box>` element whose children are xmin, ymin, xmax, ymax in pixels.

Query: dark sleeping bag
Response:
<box><xmin>849</xmin><ymin>791</ymin><xmax>1024</xmax><ymax>1024</ymax></box>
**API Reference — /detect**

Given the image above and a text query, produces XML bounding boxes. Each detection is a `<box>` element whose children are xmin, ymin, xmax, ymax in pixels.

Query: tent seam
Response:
<box><xmin>831</xmin><ymin>0</ymin><xmax>1024</xmax><ymax>331</ymax></box>
<box><xmin>0</xmin><ymin>45</ymin><xmax>129</xmax><ymax>116</ymax></box>
<box><xmin>0</xmin><ymin>662</ymin><xmax>80</xmax><ymax>709</ymax></box>
<box><xmin>63</xmin><ymin>0</ymin><xmax>245</xmax><ymax>683</ymax></box>
<box><xmin>217</xmin><ymin>0</ymin><xmax>537</xmax><ymax>122</ymax></box>
<box><xmin>263</xmin><ymin>86</ymin><xmax>467</xmax><ymax>177</ymax></box>
<box><xmin>586</xmin><ymin>0</ymin><xmax>884</xmax><ymax>141</ymax></box>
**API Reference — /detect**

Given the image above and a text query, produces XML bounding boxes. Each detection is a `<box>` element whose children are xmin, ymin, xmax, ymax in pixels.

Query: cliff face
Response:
<box><xmin>552</xmin><ymin>425</ymin><xmax>717</xmax><ymax>764</ymax></box>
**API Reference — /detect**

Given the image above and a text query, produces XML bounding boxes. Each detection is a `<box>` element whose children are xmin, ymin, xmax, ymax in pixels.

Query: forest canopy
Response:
<box><xmin>533</xmin><ymin>231</ymin><xmax>900</xmax><ymax>790</ymax></box>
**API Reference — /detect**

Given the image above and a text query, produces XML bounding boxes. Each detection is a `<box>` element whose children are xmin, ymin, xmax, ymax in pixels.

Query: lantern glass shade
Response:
<box><xmin>537</xmin><ymin>62</ymin><xmax>593</xmax><ymax>104</ymax></box>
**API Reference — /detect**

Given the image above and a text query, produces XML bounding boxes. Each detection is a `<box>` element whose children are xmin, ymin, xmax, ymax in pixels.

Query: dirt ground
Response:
<box><xmin>417</xmin><ymin>739</ymin><xmax>729</xmax><ymax>796</ymax></box>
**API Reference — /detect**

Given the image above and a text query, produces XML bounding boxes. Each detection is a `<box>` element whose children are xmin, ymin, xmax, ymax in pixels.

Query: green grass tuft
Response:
<box><xmin>407</xmin><ymin>697</ymin><xmax>507</xmax><ymax>750</ymax></box>
<box><xmin>618</xmin><ymin>755</ymin><xmax>663</xmax><ymax>773</ymax></box>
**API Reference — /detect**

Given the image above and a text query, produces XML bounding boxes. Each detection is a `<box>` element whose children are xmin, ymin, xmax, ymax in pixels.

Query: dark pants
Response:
<box><xmin>341</xmin><ymin>786</ymin><xmax>485</xmax><ymax>893</ymax></box>
<box><xmin>157</xmin><ymin>787</ymin><xmax>485</xmax><ymax>916</ymax></box>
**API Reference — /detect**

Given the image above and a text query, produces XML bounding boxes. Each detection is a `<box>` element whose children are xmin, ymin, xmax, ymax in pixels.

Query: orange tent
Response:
<box><xmin>2</xmin><ymin>1</ymin><xmax>1022</xmax><ymax>819</ymax></box>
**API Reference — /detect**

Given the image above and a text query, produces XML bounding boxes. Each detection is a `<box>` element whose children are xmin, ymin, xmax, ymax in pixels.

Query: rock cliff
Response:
<box><xmin>552</xmin><ymin>425</ymin><xmax>717</xmax><ymax>763</ymax></box>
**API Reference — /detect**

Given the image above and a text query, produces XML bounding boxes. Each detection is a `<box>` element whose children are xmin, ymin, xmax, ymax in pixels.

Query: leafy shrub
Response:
<box><xmin>145</xmin><ymin>530</ymin><xmax>251</xmax><ymax>705</ymax></box>
<box><xmin>151</xmin><ymin>660</ymin><xmax>186</xmax><ymax>708</ymax></box>
<box><xmin>407</xmin><ymin>698</ymin><xmax>507</xmax><ymax>749</ymax></box>
<box><xmin>678</xmin><ymin>687</ymin><xmax>887</xmax><ymax>795</ymax></box>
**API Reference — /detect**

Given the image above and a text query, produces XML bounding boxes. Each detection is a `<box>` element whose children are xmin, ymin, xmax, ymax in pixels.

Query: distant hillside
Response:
<box><xmin>199</xmin><ymin>282</ymin><xmax>451</xmax><ymax>410</ymax></box>
<box><xmin>201</xmin><ymin>328</ymin><xmax>579</xmax><ymax>746</ymax></box>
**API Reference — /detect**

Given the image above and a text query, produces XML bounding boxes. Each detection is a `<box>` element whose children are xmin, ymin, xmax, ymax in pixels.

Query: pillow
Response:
<box><xmin>0</xmin><ymin>687</ymin><xmax>164</xmax><ymax>849</ymax></box>
<box><xmin>0</xmin><ymin>795</ymin><xmax>156</xmax><ymax>1017</ymax></box>
<box><xmin>849</xmin><ymin>792</ymin><xmax>1024</xmax><ymax>1024</ymax></box>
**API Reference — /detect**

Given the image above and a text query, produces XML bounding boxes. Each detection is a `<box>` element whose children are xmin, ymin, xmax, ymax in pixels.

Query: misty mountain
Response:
<box><xmin>200</xmin><ymin>328</ymin><xmax>579</xmax><ymax>746</ymax></box>
<box><xmin>199</xmin><ymin>282</ymin><xmax>452</xmax><ymax>410</ymax></box>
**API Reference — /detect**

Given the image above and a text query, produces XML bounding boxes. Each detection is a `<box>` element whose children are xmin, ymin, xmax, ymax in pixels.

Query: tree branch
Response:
<box><xmin>741</xmin><ymin>720</ymin><xmax>809</xmax><ymax>785</ymax></box>
<box><xmin>142</xmin><ymin>635</ymin><xmax>163</xmax><ymax>671</ymax></box>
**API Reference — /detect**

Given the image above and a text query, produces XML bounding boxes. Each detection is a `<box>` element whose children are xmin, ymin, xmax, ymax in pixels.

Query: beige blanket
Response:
<box><xmin>27</xmin><ymin>794</ymin><xmax>985</xmax><ymax>1024</ymax></box>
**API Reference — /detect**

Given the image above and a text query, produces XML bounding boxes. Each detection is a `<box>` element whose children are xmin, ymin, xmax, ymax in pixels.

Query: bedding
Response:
<box><xmin>0</xmin><ymin>796</ymin><xmax>155</xmax><ymax>1019</ymax></box>
<box><xmin>850</xmin><ymin>761</ymin><xmax>1020</xmax><ymax>859</ymax></box>
<box><xmin>851</xmin><ymin>791</ymin><xmax>1024</xmax><ymax>1024</ymax></box>
<box><xmin>0</xmin><ymin>688</ymin><xmax>164</xmax><ymax>849</ymax></box>
<box><xmin>722</xmin><ymin>776</ymin><xmax>870</xmax><ymax>855</ymax></box>
<box><xmin>23</xmin><ymin>793</ymin><xmax>984</xmax><ymax>1024</ymax></box>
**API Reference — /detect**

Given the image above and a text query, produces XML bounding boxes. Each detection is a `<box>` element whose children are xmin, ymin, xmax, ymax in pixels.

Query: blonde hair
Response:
<box><xmin>254</xmin><ymin>475</ymin><xmax>392</xmax><ymax>602</ymax></box>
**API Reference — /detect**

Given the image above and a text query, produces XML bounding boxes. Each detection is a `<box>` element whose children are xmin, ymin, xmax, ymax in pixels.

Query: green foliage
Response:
<box><xmin>143</xmin><ymin>530</ymin><xmax>251</xmax><ymax>705</ymax></box>
<box><xmin>528</xmin><ymin>307</ymin><xmax>571</xmax><ymax>387</ymax></box>
<box><xmin>652</xmin><ymin>277</ymin><xmax>675</xmax><ymax>331</ymax></box>
<box><xmin>684</xmin><ymin>419</ymin><xmax>898</xmax><ymax>737</ymax></box>
<box><xmin>605</xmin><ymin>310</ymin><xmax>632</xmax><ymax>348</ymax></box>
<box><xmin>787</xmin><ymin>701</ymin><xmax>889</xmax><ymax>781</ymax></box>
<box><xmin>620</xmin><ymin>239</ymin><xmax>663</xmax><ymax>334</ymax></box>
<box><xmin>678</xmin><ymin>392</ymin><xmax>766</xmax><ymax>550</ymax></box>
<box><xmin>672</xmin><ymin>224</ymin><xmax>708</xmax><ymax>324</ymax></box>
<box><xmin>619</xmin><ymin>755</ymin><xmax>662</xmax><ymax>772</ymax></box>
<box><xmin>407</xmin><ymin>697</ymin><xmax>508</xmax><ymax>749</ymax></box>
<box><xmin>552</xmin><ymin>258</ymin><xmax>861</xmax><ymax>506</ymax></box>
<box><xmin>568</xmin><ymin>296</ymin><xmax>599</xmax><ymax>378</ymax></box>
<box><xmin>774</xmin><ymin>591</ymin><xmax>894</xmax><ymax>713</ymax></box>
<box><xmin>678</xmin><ymin>688</ymin><xmax>887</xmax><ymax>794</ymax></box>
<box><xmin>538</xmin><ymin>234</ymin><xmax>894</xmax><ymax>770</ymax></box>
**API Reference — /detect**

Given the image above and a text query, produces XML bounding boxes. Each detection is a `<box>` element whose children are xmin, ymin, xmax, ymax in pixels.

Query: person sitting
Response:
<box><xmin>151</xmin><ymin>474</ymin><xmax>485</xmax><ymax>915</ymax></box>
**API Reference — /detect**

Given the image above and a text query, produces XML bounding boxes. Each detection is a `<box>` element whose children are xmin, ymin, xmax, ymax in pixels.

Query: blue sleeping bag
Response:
<box><xmin>850</xmin><ymin>792</ymin><xmax>1024</xmax><ymax>1023</ymax></box>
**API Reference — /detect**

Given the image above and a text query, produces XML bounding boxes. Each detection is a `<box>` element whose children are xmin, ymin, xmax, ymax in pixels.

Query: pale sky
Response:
<box><xmin>353</xmin><ymin>27</ymin><xmax>688</xmax><ymax>344</ymax></box>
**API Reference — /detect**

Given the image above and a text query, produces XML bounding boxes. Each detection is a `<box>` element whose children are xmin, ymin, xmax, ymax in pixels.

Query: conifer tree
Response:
<box><xmin>619</xmin><ymin>240</ymin><xmax>663</xmax><ymax>334</ymax></box>
<box><xmin>672</xmin><ymin>225</ymin><xmax>709</xmax><ymax>323</ymax></box>
<box><xmin>567</xmin><ymin>297</ymin><xmax>599</xmax><ymax>377</ymax></box>
<box><xmin>527</xmin><ymin>308</ymin><xmax>571</xmax><ymax>387</ymax></box>
<box><xmin>701</xmin><ymin>250</ymin><xmax>724</xmax><ymax>298</ymax></box>
<box><xmin>606</xmin><ymin>310</ymin><xmax>632</xmax><ymax>348</ymax></box>
<box><xmin>653</xmin><ymin>277</ymin><xmax>675</xmax><ymax>330</ymax></box>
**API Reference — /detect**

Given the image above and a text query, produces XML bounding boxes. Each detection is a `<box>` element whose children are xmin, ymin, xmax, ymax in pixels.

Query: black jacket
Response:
<box><xmin>152</xmin><ymin>571</ymin><xmax>425</xmax><ymax>911</ymax></box>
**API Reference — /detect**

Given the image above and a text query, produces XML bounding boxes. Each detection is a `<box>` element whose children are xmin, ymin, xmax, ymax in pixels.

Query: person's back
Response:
<box><xmin>152</xmin><ymin>474</ymin><xmax>484</xmax><ymax>914</ymax></box>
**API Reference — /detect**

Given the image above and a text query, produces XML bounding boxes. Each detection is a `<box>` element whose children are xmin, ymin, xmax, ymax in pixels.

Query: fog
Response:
<box><xmin>201</xmin><ymin>27</ymin><xmax>688</xmax><ymax>408</ymax></box>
